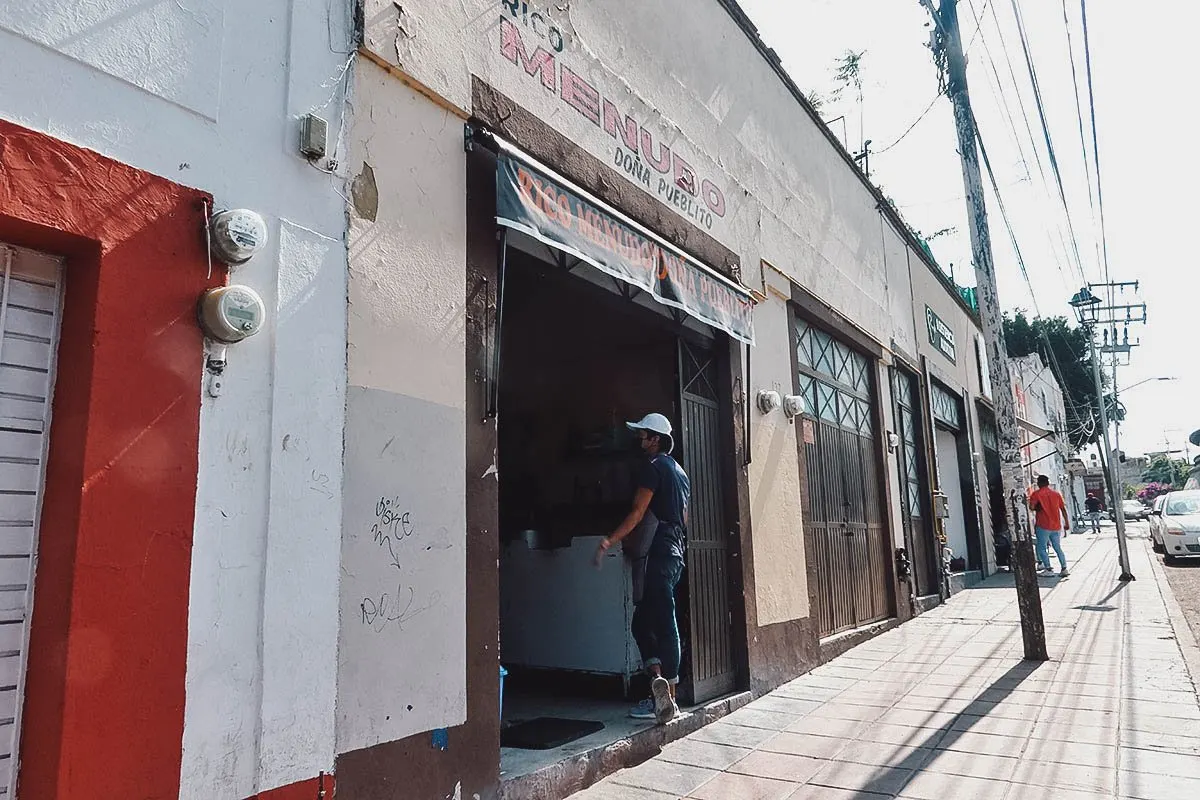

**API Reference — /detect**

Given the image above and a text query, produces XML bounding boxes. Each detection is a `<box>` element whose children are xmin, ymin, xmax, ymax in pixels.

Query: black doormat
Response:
<box><xmin>500</xmin><ymin>717</ymin><xmax>605</xmax><ymax>750</ymax></box>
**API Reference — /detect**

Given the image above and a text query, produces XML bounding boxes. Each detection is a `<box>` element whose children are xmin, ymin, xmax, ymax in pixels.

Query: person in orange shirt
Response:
<box><xmin>1029</xmin><ymin>474</ymin><xmax>1070</xmax><ymax>577</ymax></box>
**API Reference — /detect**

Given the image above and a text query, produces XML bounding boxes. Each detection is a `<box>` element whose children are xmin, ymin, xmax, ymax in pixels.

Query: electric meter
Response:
<box><xmin>209</xmin><ymin>208</ymin><xmax>268</xmax><ymax>265</ymax></box>
<box><xmin>197</xmin><ymin>285</ymin><xmax>266</xmax><ymax>343</ymax></box>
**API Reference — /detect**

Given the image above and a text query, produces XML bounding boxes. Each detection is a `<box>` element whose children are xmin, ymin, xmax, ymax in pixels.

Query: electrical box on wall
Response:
<box><xmin>197</xmin><ymin>285</ymin><xmax>266</xmax><ymax>343</ymax></box>
<box><xmin>933</xmin><ymin>491</ymin><xmax>950</xmax><ymax>519</ymax></box>
<box><xmin>300</xmin><ymin>113</ymin><xmax>329</xmax><ymax>160</ymax></box>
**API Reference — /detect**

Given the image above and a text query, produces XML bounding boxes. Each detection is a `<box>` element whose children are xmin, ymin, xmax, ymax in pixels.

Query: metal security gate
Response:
<box><xmin>675</xmin><ymin>339</ymin><xmax>736</xmax><ymax>704</ymax></box>
<box><xmin>0</xmin><ymin>245</ymin><xmax>63</xmax><ymax>797</ymax></box>
<box><xmin>893</xmin><ymin>370</ymin><xmax>937</xmax><ymax>596</ymax></box>
<box><xmin>794</xmin><ymin>318</ymin><xmax>891</xmax><ymax>638</ymax></box>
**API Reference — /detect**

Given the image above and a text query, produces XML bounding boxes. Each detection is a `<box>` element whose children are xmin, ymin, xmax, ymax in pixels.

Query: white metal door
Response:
<box><xmin>935</xmin><ymin>428</ymin><xmax>968</xmax><ymax>571</ymax></box>
<box><xmin>0</xmin><ymin>245</ymin><xmax>63</xmax><ymax>798</ymax></box>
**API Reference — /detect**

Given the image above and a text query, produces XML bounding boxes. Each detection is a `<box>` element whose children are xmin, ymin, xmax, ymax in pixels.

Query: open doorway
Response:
<box><xmin>930</xmin><ymin>380</ymin><xmax>982</xmax><ymax>583</ymax></box>
<box><xmin>494</xmin><ymin>241</ymin><xmax>736</xmax><ymax>781</ymax></box>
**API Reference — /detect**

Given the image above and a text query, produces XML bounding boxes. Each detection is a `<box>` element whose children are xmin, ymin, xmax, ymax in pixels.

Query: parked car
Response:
<box><xmin>1114</xmin><ymin>499</ymin><xmax>1150</xmax><ymax>522</ymax></box>
<box><xmin>1149</xmin><ymin>494</ymin><xmax>1168</xmax><ymax>553</ymax></box>
<box><xmin>1152</xmin><ymin>489</ymin><xmax>1200</xmax><ymax>564</ymax></box>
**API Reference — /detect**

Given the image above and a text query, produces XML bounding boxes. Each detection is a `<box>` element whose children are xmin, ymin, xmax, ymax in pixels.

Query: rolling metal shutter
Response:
<box><xmin>0</xmin><ymin>245</ymin><xmax>63</xmax><ymax>797</ymax></box>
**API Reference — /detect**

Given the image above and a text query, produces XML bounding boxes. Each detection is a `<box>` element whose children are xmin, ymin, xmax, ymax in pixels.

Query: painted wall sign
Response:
<box><xmin>926</xmin><ymin>305</ymin><xmax>956</xmax><ymax>363</ymax></box>
<box><xmin>498</xmin><ymin>14</ymin><xmax>729</xmax><ymax>232</ymax></box>
<box><xmin>496</xmin><ymin>153</ymin><xmax>754</xmax><ymax>343</ymax></box>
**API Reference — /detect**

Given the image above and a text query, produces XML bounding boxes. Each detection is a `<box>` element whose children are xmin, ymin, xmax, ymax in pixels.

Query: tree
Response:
<box><xmin>1142</xmin><ymin>457</ymin><xmax>1189</xmax><ymax>487</ymax></box>
<box><xmin>1002</xmin><ymin>311</ymin><xmax>1103</xmax><ymax>452</ymax></box>
<box><xmin>831</xmin><ymin>50</ymin><xmax>866</xmax><ymax>150</ymax></box>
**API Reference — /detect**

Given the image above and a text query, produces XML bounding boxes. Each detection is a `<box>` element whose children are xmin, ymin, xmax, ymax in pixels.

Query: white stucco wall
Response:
<box><xmin>0</xmin><ymin>2</ymin><xmax>353</xmax><ymax>796</ymax></box>
<box><xmin>336</xmin><ymin>62</ymin><xmax>468</xmax><ymax>753</ymax></box>
<box><xmin>748</xmin><ymin>273</ymin><xmax>808</xmax><ymax>625</ymax></box>
<box><xmin>909</xmin><ymin>256</ymin><xmax>993</xmax><ymax>569</ymax></box>
<box><xmin>1011</xmin><ymin>353</ymin><xmax>1070</xmax><ymax>488</ymax></box>
<box><xmin>356</xmin><ymin>0</ymin><xmax>970</xmax><ymax>647</ymax></box>
<box><xmin>362</xmin><ymin>0</ymin><xmax>919</xmax><ymax>354</ymax></box>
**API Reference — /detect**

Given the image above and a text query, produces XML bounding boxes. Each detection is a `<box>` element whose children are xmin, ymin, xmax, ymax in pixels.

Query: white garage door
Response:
<box><xmin>0</xmin><ymin>245</ymin><xmax>63</xmax><ymax>798</ymax></box>
<box><xmin>935</xmin><ymin>427</ymin><xmax>969</xmax><ymax>571</ymax></box>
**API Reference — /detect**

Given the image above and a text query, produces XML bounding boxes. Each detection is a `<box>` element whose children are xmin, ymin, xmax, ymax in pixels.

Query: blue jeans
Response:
<box><xmin>1035</xmin><ymin>527</ymin><xmax>1067</xmax><ymax>571</ymax></box>
<box><xmin>631</xmin><ymin>525</ymin><xmax>685</xmax><ymax>682</ymax></box>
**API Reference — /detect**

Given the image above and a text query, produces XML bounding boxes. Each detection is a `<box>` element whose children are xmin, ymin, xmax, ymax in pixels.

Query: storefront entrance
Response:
<box><xmin>481</xmin><ymin>138</ymin><xmax>752</xmax><ymax>787</ymax></box>
<box><xmin>931</xmin><ymin>381</ymin><xmax>983</xmax><ymax>576</ymax></box>
<box><xmin>980</xmin><ymin>414</ymin><xmax>1010</xmax><ymax>568</ymax></box>
<box><xmin>793</xmin><ymin>316</ymin><xmax>892</xmax><ymax>638</ymax></box>
<box><xmin>677</xmin><ymin>340</ymin><xmax>737</xmax><ymax>702</ymax></box>
<box><xmin>893</xmin><ymin>369</ymin><xmax>938</xmax><ymax>598</ymax></box>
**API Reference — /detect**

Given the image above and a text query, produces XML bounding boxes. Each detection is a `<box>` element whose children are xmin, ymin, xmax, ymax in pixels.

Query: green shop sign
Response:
<box><xmin>926</xmin><ymin>306</ymin><xmax>956</xmax><ymax>363</ymax></box>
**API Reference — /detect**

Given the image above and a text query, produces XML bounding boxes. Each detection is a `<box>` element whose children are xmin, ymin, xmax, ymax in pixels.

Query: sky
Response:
<box><xmin>736</xmin><ymin>0</ymin><xmax>1197</xmax><ymax>459</ymax></box>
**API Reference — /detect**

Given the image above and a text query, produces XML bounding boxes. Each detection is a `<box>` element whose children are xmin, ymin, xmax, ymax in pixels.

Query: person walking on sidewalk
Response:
<box><xmin>1085</xmin><ymin>492</ymin><xmax>1103</xmax><ymax>533</ymax></box>
<box><xmin>594</xmin><ymin>413</ymin><xmax>690</xmax><ymax>725</ymax></box>
<box><xmin>1030</xmin><ymin>474</ymin><xmax>1070</xmax><ymax>577</ymax></box>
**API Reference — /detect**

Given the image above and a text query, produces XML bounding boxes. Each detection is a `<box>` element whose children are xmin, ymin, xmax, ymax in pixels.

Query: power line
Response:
<box><xmin>975</xmin><ymin>118</ymin><xmax>1099</xmax><ymax>444</ymax></box>
<box><xmin>1004</xmin><ymin>0</ymin><xmax>1089</xmax><ymax>284</ymax></box>
<box><xmin>973</xmin><ymin>117</ymin><xmax>1038</xmax><ymax>314</ymax></box>
<box><xmin>1061</xmin><ymin>0</ymin><xmax>1097</xmax><ymax>228</ymax></box>
<box><xmin>875</xmin><ymin>90</ymin><xmax>945</xmax><ymax>153</ymax></box>
<box><xmin>872</xmin><ymin>2</ymin><xmax>991</xmax><ymax>158</ymax></box>
<box><xmin>965</xmin><ymin>0</ymin><xmax>1077</xmax><ymax>291</ymax></box>
<box><xmin>1080</xmin><ymin>0</ymin><xmax>1112</xmax><ymax>287</ymax></box>
<box><xmin>965</xmin><ymin>0</ymin><xmax>991</xmax><ymax>51</ymax></box>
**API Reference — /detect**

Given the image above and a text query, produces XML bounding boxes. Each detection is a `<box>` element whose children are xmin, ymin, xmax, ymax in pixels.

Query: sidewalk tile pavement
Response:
<box><xmin>569</xmin><ymin>525</ymin><xmax>1200</xmax><ymax>799</ymax></box>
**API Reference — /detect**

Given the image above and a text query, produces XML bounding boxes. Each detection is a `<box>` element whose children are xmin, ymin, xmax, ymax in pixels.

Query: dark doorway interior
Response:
<box><xmin>494</xmin><ymin>245</ymin><xmax>737</xmax><ymax>781</ymax></box>
<box><xmin>931</xmin><ymin>382</ymin><xmax>983</xmax><ymax>574</ymax></box>
<box><xmin>893</xmin><ymin>369</ymin><xmax>938</xmax><ymax>596</ymax></box>
<box><xmin>980</xmin><ymin>414</ymin><xmax>1010</xmax><ymax>568</ymax></box>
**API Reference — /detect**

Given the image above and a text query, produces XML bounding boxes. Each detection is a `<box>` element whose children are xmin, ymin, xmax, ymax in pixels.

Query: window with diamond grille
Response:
<box><xmin>793</xmin><ymin>318</ymin><xmax>872</xmax><ymax>435</ymax></box>
<box><xmin>930</xmin><ymin>381</ymin><xmax>963</xmax><ymax>430</ymax></box>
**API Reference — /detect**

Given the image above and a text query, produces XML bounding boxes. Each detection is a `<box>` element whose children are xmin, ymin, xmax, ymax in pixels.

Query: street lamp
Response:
<box><xmin>1069</xmin><ymin>286</ymin><xmax>1134</xmax><ymax>581</ymax></box>
<box><xmin>1123</xmin><ymin>376</ymin><xmax>1177</xmax><ymax>392</ymax></box>
<box><xmin>1069</xmin><ymin>287</ymin><xmax>1101</xmax><ymax>324</ymax></box>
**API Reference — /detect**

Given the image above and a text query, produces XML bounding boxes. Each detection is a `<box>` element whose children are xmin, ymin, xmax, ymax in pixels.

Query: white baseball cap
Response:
<box><xmin>627</xmin><ymin>413</ymin><xmax>675</xmax><ymax>453</ymax></box>
<box><xmin>626</xmin><ymin>413</ymin><xmax>673</xmax><ymax>436</ymax></box>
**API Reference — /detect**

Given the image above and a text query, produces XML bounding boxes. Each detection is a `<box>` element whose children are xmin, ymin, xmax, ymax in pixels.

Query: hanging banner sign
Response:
<box><xmin>496</xmin><ymin>153</ymin><xmax>754</xmax><ymax>344</ymax></box>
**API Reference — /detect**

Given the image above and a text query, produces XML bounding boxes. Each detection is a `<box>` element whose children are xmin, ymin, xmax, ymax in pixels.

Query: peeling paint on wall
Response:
<box><xmin>352</xmin><ymin>162</ymin><xmax>379</xmax><ymax>221</ymax></box>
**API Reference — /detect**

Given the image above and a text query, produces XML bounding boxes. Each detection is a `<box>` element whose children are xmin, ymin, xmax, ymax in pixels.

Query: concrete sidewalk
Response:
<box><xmin>569</xmin><ymin>526</ymin><xmax>1200</xmax><ymax>799</ymax></box>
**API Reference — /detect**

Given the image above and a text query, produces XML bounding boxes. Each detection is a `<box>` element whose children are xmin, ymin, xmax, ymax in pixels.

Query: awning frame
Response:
<box><xmin>488</xmin><ymin>131</ymin><xmax>755</xmax><ymax>345</ymax></box>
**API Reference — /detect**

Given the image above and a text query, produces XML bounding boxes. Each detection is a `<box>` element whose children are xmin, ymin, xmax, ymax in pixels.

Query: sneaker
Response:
<box><xmin>651</xmin><ymin>676</ymin><xmax>675</xmax><ymax>724</ymax></box>
<box><xmin>628</xmin><ymin>698</ymin><xmax>656</xmax><ymax>720</ymax></box>
<box><xmin>1059</xmin><ymin>569</ymin><xmax>1070</xmax><ymax>578</ymax></box>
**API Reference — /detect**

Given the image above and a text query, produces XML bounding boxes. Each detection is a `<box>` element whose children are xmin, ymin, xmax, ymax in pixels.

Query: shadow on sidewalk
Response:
<box><xmin>846</xmin><ymin>656</ymin><xmax>1053</xmax><ymax>797</ymax></box>
<box><xmin>1073</xmin><ymin>580</ymin><xmax>1129</xmax><ymax>612</ymax></box>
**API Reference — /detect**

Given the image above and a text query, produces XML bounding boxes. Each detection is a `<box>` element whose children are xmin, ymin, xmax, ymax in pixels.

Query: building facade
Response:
<box><xmin>0</xmin><ymin>2</ymin><xmax>353</xmax><ymax>798</ymax></box>
<box><xmin>0</xmin><ymin>1</ymin><xmax>1002</xmax><ymax>798</ymax></box>
<box><xmin>1010</xmin><ymin>353</ymin><xmax>1072</xmax><ymax>498</ymax></box>
<box><xmin>340</xmin><ymin>1</ymin><xmax>996</xmax><ymax>797</ymax></box>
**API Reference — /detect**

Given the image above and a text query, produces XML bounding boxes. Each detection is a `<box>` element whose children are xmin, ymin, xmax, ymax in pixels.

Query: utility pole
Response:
<box><xmin>1084</xmin><ymin>324</ymin><xmax>1130</xmax><ymax>578</ymax></box>
<box><xmin>923</xmin><ymin>0</ymin><xmax>1047</xmax><ymax>660</ymax></box>
<box><xmin>1089</xmin><ymin>280</ymin><xmax>1145</xmax><ymax>580</ymax></box>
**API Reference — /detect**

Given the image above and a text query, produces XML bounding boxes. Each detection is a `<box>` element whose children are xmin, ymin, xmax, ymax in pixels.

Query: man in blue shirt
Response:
<box><xmin>594</xmin><ymin>413</ymin><xmax>690</xmax><ymax>724</ymax></box>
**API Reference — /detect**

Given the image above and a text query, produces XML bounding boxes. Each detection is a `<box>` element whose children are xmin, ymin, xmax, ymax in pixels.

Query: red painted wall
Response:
<box><xmin>0</xmin><ymin>120</ymin><xmax>212</xmax><ymax>799</ymax></box>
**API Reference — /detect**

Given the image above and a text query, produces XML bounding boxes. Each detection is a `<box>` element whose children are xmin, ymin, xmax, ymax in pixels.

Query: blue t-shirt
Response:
<box><xmin>636</xmin><ymin>453</ymin><xmax>691</xmax><ymax>527</ymax></box>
